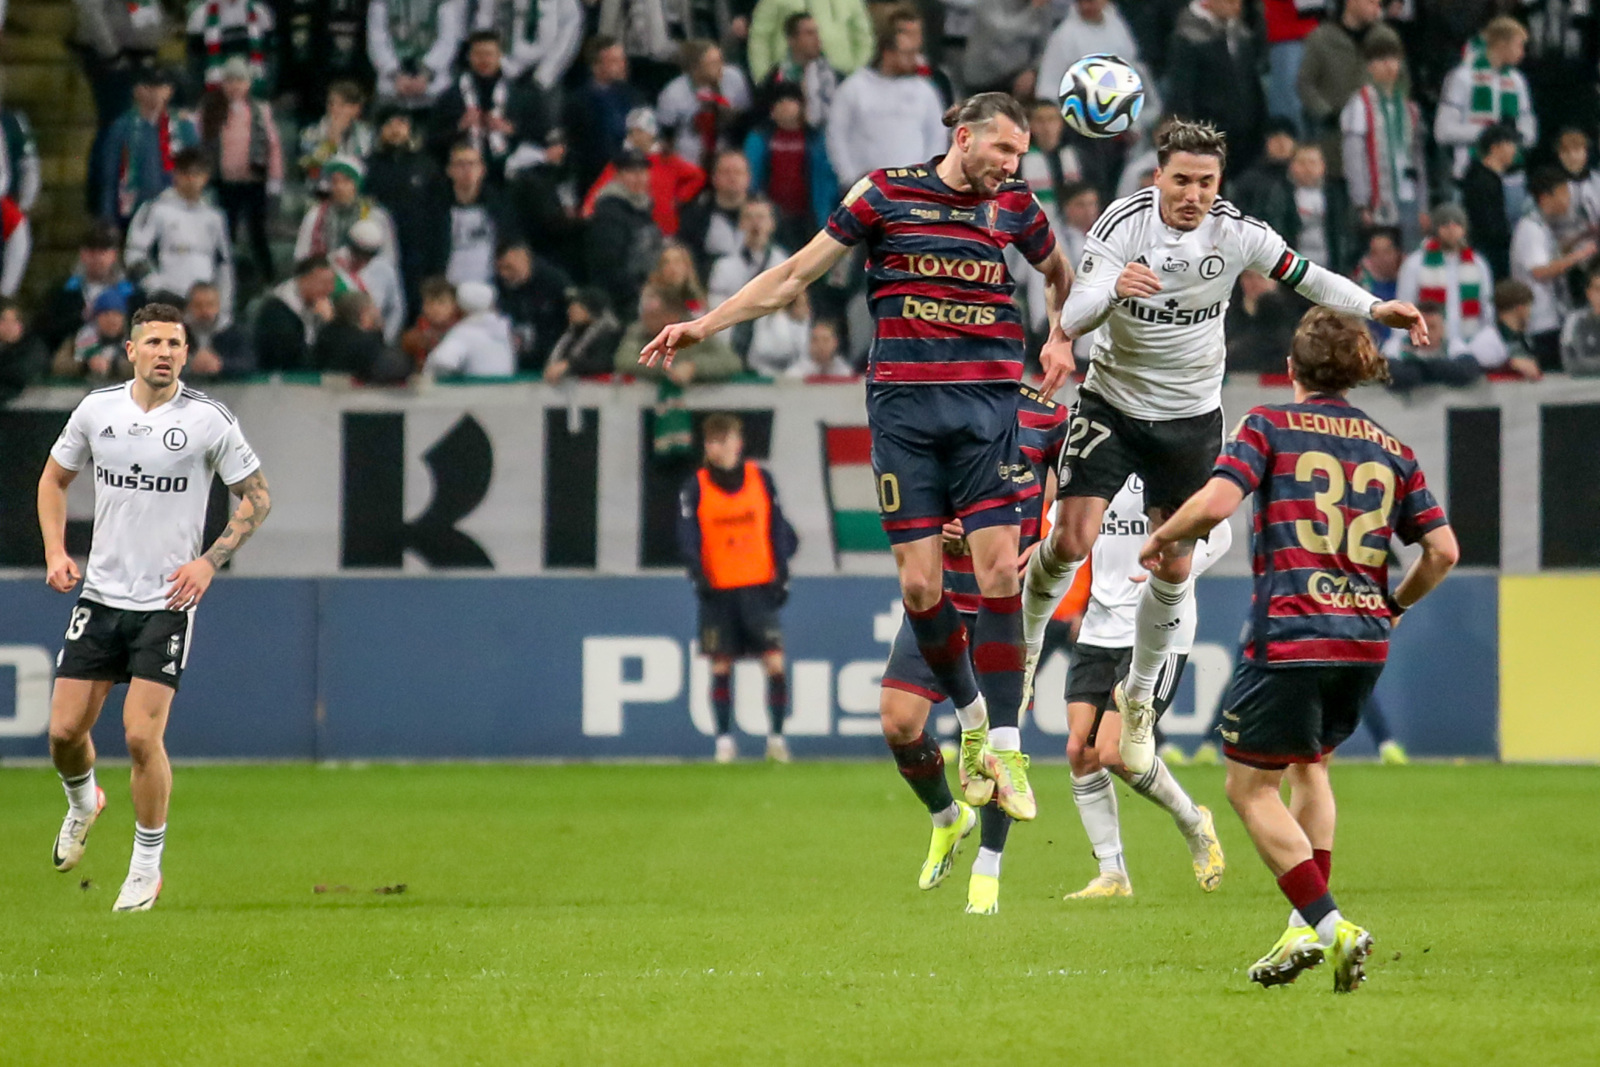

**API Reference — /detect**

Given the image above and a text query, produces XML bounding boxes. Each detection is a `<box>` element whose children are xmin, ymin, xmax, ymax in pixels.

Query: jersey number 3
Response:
<box><xmin>65</xmin><ymin>606</ymin><xmax>91</xmax><ymax>642</ymax></box>
<box><xmin>1294</xmin><ymin>451</ymin><xmax>1397</xmax><ymax>567</ymax></box>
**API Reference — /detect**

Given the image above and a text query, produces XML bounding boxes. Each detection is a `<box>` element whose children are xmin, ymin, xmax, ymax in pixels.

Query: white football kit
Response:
<box><xmin>50</xmin><ymin>383</ymin><xmax>260</xmax><ymax>612</ymax></box>
<box><xmin>1061</xmin><ymin>188</ymin><xmax>1382</xmax><ymax>419</ymax></box>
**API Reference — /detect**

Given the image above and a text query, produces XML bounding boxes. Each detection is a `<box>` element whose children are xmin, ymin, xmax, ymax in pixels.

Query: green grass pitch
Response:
<box><xmin>2</xmin><ymin>762</ymin><xmax>1598</xmax><ymax>1065</ymax></box>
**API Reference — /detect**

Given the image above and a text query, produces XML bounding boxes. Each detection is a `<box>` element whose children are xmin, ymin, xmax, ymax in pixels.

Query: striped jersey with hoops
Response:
<box><xmin>1214</xmin><ymin>393</ymin><xmax>1447</xmax><ymax>666</ymax></box>
<box><xmin>942</xmin><ymin>385</ymin><xmax>1070</xmax><ymax>613</ymax></box>
<box><xmin>825</xmin><ymin>157</ymin><xmax>1056</xmax><ymax>386</ymax></box>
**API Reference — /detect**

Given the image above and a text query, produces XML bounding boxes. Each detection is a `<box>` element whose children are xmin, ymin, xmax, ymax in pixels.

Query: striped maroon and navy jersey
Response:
<box><xmin>943</xmin><ymin>385</ymin><xmax>1070</xmax><ymax>613</ymax></box>
<box><xmin>1214</xmin><ymin>393</ymin><xmax>1447</xmax><ymax>666</ymax></box>
<box><xmin>825</xmin><ymin>159</ymin><xmax>1056</xmax><ymax>387</ymax></box>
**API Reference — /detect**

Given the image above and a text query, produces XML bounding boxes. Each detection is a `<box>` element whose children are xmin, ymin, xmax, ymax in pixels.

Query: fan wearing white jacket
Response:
<box><xmin>124</xmin><ymin>156</ymin><xmax>235</xmax><ymax>322</ymax></box>
<box><xmin>426</xmin><ymin>280</ymin><xmax>517</xmax><ymax>376</ymax></box>
<box><xmin>1036</xmin><ymin>0</ymin><xmax>1161</xmax><ymax>124</ymax></box>
<box><xmin>824</xmin><ymin>34</ymin><xmax>947</xmax><ymax>186</ymax></box>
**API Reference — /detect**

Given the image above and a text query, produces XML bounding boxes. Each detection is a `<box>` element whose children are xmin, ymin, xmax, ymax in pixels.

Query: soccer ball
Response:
<box><xmin>1058</xmin><ymin>54</ymin><xmax>1145</xmax><ymax>138</ymax></box>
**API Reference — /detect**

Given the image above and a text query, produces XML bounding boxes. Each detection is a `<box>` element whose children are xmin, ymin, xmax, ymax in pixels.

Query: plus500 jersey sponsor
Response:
<box><xmin>96</xmin><ymin>468</ymin><xmax>191</xmax><ymax>493</ymax></box>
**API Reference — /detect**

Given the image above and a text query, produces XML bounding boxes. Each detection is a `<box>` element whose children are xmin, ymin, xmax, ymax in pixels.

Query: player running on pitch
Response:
<box><xmin>878</xmin><ymin>385</ymin><xmax>1068</xmax><ymax>915</ymax></box>
<box><xmin>1140</xmin><ymin>308</ymin><xmax>1457</xmax><ymax>992</ymax></box>
<box><xmin>1062</xmin><ymin>473</ymin><xmax>1229</xmax><ymax>900</ymax></box>
<box><xmin>642</xmin><ymin>93</ymin><xmax>1076</xmax><ymax>820</ymax></box>
<box><xmin>1020</xmin><ymin>118</ymin><xmax>1428</xmax><ymax>780</ymax></box>
<box><xmin>39</xmin><ymin>302</ymin><xmax>270</xmax><ymax>912</ymax></box>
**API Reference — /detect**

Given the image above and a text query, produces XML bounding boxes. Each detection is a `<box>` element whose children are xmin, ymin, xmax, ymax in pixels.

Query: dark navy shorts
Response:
<box><xmin>698</xmin><ymin>585</ymin><xmax>784</xmax><ymax>659</ymax></box>
<box><xmin>881</xmin><ymin>611</ymin><xmax>977</xmax><ymax>703</ymax></box>
<box><xmin>1219</xmin><ymin>659</ymin><xmax>1383</xmax><ymax>770</ymax></box>
<box><xmin>867</xmin><ymin>383</ymin><xmax>1036</xmax><ymax>545</ymax></box>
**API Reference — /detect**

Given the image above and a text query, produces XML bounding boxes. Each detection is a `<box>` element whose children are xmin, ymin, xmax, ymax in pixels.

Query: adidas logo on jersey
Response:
<box><xmin>99</xmin><ymin>426</ymin><xmax>115</xmax><ymax>439</ymax></box>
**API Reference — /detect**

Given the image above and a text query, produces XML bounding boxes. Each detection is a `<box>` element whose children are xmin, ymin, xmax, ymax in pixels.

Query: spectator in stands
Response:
<box><xmin>708</xmin><ymin>198</ymin><xmax>788</xmax><ymax>307</ymax></box>
<box><xmin>0</xmin><ymin>298</ymin><xmax>48</xmax><ymax>404</ymax></box>
<box><xmin>295</xmin><ymin>156</ymin><xmax>400</xmax><ymax>264</ymax></box>
<box><xmin>655</xmin><ymin>41</ymin><xmax>753</xmax><ymax>174</ymax></box>
<box><xmin>467</xmin><ymin>0</ymin><xmax>585</xmax><ymax>89</ymax></box>
<box><xmin>825</xmin><ymin>31</ymin><xmax>946</xmax><ymax>187</ymax></box>
<box><xmin>255</xmin><ymin>255</ymin><xmax>337</xmax><ymax>372</ymax></box>
<box><xmin>1352</xmin><ymin>225</ymin><xmax>1402</xmax><ymax>346</ymax></box>
<box><xmin>1435</xmin><ymin>16</ymin><xmax>1536</xmax><ymax>181</ymax></box>
<box><xmin>507</xmin><ymin>128</ymin><xmax>586</xmax><ymax>277</ymax></box>
<box><xmin>744</xmin><ymin>84</ymin><xmax>836</xmax><ymax>249</ymax></box>
<box><xmin>1296</xmin><ymin>0</ymin><xmax>1390</xmax><ymax>182</ymax></box>
<box><xmin>1060</xmin><ymin>182</ymin><xmax>1100</xmax><ymax>268</ymax></box>
<box><xmin>961</xmin><ymin>0</ymin><xmax>1053</xmax><ymax>95</ymax></box>
<box><xmin>401</xmin><ymin>276</ymin><xmax>459</xmax><ymax>367</ymax></box>
<box><xmin>1289</xmin><ymin>143</ymin><xmax>1345</xmax><ymax>269</ymax></box>
<box><xmin>1230</xmin><ymin>118</ymin><xmax>1299</xmax><ymax>243</ymax></box>
<box><xmin>1514</xmin><ymin>167</ymin><xmax>1598</xmax><ymax>371</ymax></box>
<box><xmin>1465</xmin><ymin>278</ymin><xmax>1542</xmax><ymax>381</ymax></box>
<box><xmin>367</xmin><ymin>107</ymin><xmax>438</xmax><ymax>212</ymax></box>
<box><xmin>417</xmin><ymin>141</ymin><xmax>519</xmax><ymax>289</ymax></box>
<box><xmin>1560</xmin><ymin>267</ymin><xmax>1600</xmax><ymax>377</ymax></box>
<box><xmin>0</xmin><ymin>196</ymin><xmax>28</xmax><ymax>300</ymax></box>
<box><xmin>183</xmin><ymin>280</ymin><xmax>252</xmax><ymax>378</ymax></box>
<box><xmin>39</xmin><ymin>224</ymin><xmax>136</xmax><ymax>354</ymax></box>
<box><xmin>1386</xmin><ymin>300</ymin><xmax>1483</xmax><ymax>390</ymax></box>
<box><xmin>679</xmin><ymin>148</ymin><xmax>751</xmax><ymax>276</ymax></box>
<box><xmin>1261</xmin><ymin>0</ymin><xmax>1321</xmax><ymax>135</ymax></box>
<box><xmin>1037</xmin><ymin>0</ymin><xmax>1152</xmax><ymax>131</ymax></box>
<box><xmin>298</xmin><ymin>81</ymin><xmax>375</xmax><ymax>185</ymax></box>
<box><xmin>786</xmin><ymin>317</ymin><xmax>852</xmax><ymax>378</ymax></box>
<box><xmin>566</xmin><ymin>36</ymin><xmax>640</xmax><ymax>192</ymax></box>
<box><xmin>186</xmin><ymin>0</ymin><xmax>277</xmax><ymax>93</ymax></box>
<box><xmin>495</xmin><ymin>240</ymin><xmax>571</xmax><ymax>371</ymax></box>
<box><xmin>1396</xmin><ymin>204</ymin><xmax>1494</xmax><ymax>358</ymax></box>
<box><xmin>278</xmin><ymin>0</ymin><xmax>367</xmax><ymax>122</ymax></box>
<box><xmin>0</xmin><ymin>100</ymin><xmax>39</xmax><ymax>228</ymax></box>
<box><xmin>747</xmin><ymin>290</ymin><xmax>810</xmax><ymax>377</ymax></box>
<box><xmin>544</xmin><ymin>286</ymin><xmax>623</xmax><ymax>383</ymax></box>
<box><xmin>586</xmin><ymin>148</ymin><xmax>665</xmax><ymax>318</ymax></box>
<box><xmin>647</xmin><ymin>243</ymin><xmax>709</xmax><ymax>316</ymax></box>
<box><xmin>53</xmin><ymin>288</ymin><xmax>130</xmax><ymax>381</ymax></box>
<box><xmin>582</xmin><ymin>108</ymin><xmax>706</xmax><ymax>238</ymax></box>
<box><xmin>753</xmin><ymin>12</ymin><xmax>842</xmax><ymax>129</ymax></box>
<box><xmin>1553</xmin><ymin>128</ymin><xmax>1600</xmax><ymax>251</ymax></box>
<box><xmin>616</xmin><ymin>284</ymin><xmax>743</xmax><ymax>382</ymax></box>
<box><xmin>1460</xmin><ymin>124</ymin><xmax>1518</xmax><ymax>282</ymax></box>
<box><xmin>198</xmin><ymin>57</ymin><xmax>284</xmax><ymax>286</ymax></box>
<box><xmin>432</xmin><ymin>31</ymin><xmax>552</xmax><ymax>185</ymax></box>
<box><xmin>1016</xmin><ymin>98</ymin><xmax>1084</xmax><ymax>239</ymax></box>
<box><xmin>125</xmin><ymin>148</ymin><xmax>235</xmax><ymax>321</ymax></box>
<box><xmin>749</xmin><ymin>0</ymin><xmax>871</xmax><ymax>81</ymax></box>
<box><xmin>1225</xmin><ymin>270</ymin><xmax>1299</xmax><ymax>375</ymax></box>
<box><xmin>1340</xmin><ymin>25</ymin><xmax>1425</xmax><ymax>251</ymax></box>
<box><xmin>885</xmin><ymin>10</ymin><xmax>955</xmax><ymax>108</ymax></box>
<box><xmin>333</xmin><ymin>219</ymin><xmax>407</xmax><ymax>344</ymax></box>
<box><xmin>367</xmin><ymin>0</ymin><xmax>468</xmax><ymax>106</ymax></box>
<box><xmin>426</xmin><ymin>279</ymin><xmax>516</xmax><ymax>377</ymax></box>
<box><xmin>596</xmin><ymin>0</ymin><xmax>739</xmax><ymax>97</ymax></box>
<box><xmin>1165</xmin><ymin>0</ymin><xmax>1266</xmax><ymax>168</ymax></box>
<box><xmin>73</xmin><ymin>0</ymin><xmax>169</xmax><ymax>208</ymax></box>
<box><xmin>314</xmin><ymin>290</ymin><xmax>410</xmax><ymax>381</ymax></box>
<box><xmin>97</xmin><ymin>68</ymin><xmax>196</xmax><ymax>229</ymax></box>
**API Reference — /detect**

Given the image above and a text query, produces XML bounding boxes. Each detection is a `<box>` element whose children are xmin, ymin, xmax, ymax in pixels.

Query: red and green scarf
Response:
<box><xmin>201</xmin><ymin>0</ymin><xmax>266</xmax><ymax>86</ymax></box>
<box><xmin>1417</xmin><ymin>240</ymin><xmax>1486</xmax><ymax>325</ymax></box>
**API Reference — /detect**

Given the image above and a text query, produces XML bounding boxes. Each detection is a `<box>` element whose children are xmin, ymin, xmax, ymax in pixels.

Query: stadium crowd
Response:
<box><xmin>4</xmin><ymin>0</ymin><xmax>1600</xmax><ymax>406</ymax></box>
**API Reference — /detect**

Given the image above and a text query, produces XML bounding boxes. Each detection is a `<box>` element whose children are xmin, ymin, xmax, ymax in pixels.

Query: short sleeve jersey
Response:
<box><xmin>1074</xmin><ymin>190</ymin><xmax>1315</xmax><ymax>419</ymax></box>
<box><xmin>943</xmin><ymin>385</ymin><xmax>1069</xmax><ymax>613</ymax></box>
<box><xmin>50</xmin><ymin>383</ymin><xmax>260</xmax><ymax>612</ymax></box>
<box><xmin>826</xmin><ymin>157</ymin><xmax>1056</xmax><ymax>387</ymax></box>
<box><xmin>1214</xmin><ymin>393</ymin><xmax>1447</xmax><ymax>666</ymax></box>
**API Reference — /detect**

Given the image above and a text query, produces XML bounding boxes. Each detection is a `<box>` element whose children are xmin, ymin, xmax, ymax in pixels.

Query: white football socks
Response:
<box><xmin>1314</xmin><ymin>909</ymin><xmax>1344</xmax><ymax>946</ymax></box>
<box><xmin>989</xmin><ymin>726</ymin><xmax>1020</xmax><ymax>751</ymax></box>
<box><xmin>1022</xmin><ymin>538</ymin><xmax>1084</xmax><ymax>655</ymax></box>
<box><xmin>61</xmin><ymin>769</ymin><xmax>98</xmax><ymax>818</ymax></box>
<box><xmin>973</xmin><ymin>847</ymin><xmax>1003</xmax><ymax>878</ymax></box>
<box><xmin>955</xmin><ymin>695</ymin><xmax>988</xmax><ymax>732</ymax></box>
<box><xmin>1126</xmin><ymin>575</ymin><xmax>1191</xmax><ymax>703</ymax></box>
<box><xmin>931</xmin><ymin>802</ymin><xmax>960</xmax><ymax>829</ymax></box>
<box><xmin>131</xmin><ymin>823</ymin><xmax>165</xmax><ymax>874</ymax></box>
<box><xmin>1128</xmin><ymin>758</ymin><xmax>1202</xmax><ymax>835</ymax></box>
<box><xmin>1071</xmin><ymin>770</ymin><xmax>1126</xmax><ymax>875</ymax></box>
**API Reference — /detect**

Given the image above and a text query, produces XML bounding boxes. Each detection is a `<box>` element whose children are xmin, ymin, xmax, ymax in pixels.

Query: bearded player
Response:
<box><xmin>1019</xmin><ymin>119</ymin><xmax>1428</xmax><ymax>780</ymax></box>
<box><xmin>643</xmin><ymin>93</ymin><xmax>1076</xmax><ymax>820</ymax></box>
<box><xmin>1140</xmin><ymin>309</ymin><xmax>1457</xmax><ymax>992</ymax></box>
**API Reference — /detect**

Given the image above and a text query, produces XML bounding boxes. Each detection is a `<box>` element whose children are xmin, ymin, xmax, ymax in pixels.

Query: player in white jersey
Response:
<box><xmin>1020</xmin><ymin>119</ymin><xmax>1428</xmax><ymax>778</ymax></box>
<box><xmin>38</xmin><ymin>302</ymin><xmax>271</xmax><ymax>912</ymax></box>
<box><xmin>1061</xmin><ymin>474</ymin><xmax>1230</xmax><ymax>899</ymax></box>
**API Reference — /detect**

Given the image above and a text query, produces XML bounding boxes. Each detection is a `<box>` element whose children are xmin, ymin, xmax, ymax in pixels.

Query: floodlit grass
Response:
<box><xmin>2</xmin><ymin>762</ymin><xmax>1597</xmax><ymax>1065</ymax></box>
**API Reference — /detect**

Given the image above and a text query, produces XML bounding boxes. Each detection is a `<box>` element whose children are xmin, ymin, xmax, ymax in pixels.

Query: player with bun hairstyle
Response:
<box><xmin>1137</xmin><ymin>307</ymin><xmax>1458</xmax><ymax>991</ymax></box>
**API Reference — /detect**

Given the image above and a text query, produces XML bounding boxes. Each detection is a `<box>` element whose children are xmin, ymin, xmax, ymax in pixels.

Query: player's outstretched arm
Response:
<box><xmin>37</xmin><ymin>457</ymin><xmax>81</xmax><ymax>593</ymax></box>
<box><xmin>1390</xmin><ymin>525</ymin><xmax>1459</xmax><ymax>617</ymax></box>
<box><xmin>1138</xmin><ymin>476</ymin><xmax>1245</xmax><ymax>572</ymax></box>
<box><xmin>1032</xmin><ymin>244</ymin><xmax>1077</xmax><ymax>396</ymax></box>
<box><xmin>167</xmin><ymin>469</ymin><xmax>272</xmax><ymax>609</ymax></box>
<box><xmin>639</xmin><ymin>230</ymin><xmax>852</xmax><ymax>369</ymax></box>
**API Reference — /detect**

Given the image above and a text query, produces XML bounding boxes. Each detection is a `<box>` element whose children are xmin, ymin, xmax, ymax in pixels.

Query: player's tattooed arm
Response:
<box><xmin>203</xmin><ymin>470</ymin><xmax>273</xmax><ymax>571</ymax></box>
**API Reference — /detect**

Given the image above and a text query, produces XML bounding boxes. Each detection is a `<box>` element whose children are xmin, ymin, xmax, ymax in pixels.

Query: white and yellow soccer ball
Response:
<box><xmin>1058</xmin><ymin>54</ymin><xmax>1145</xmax><ymax>138</ymax></box>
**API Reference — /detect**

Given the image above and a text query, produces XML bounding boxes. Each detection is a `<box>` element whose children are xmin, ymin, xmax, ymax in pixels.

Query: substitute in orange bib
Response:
<box><xmin>678</xmin><ymin>413</ymin><xmax>799</xmax><ymax>763</ymax></box>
